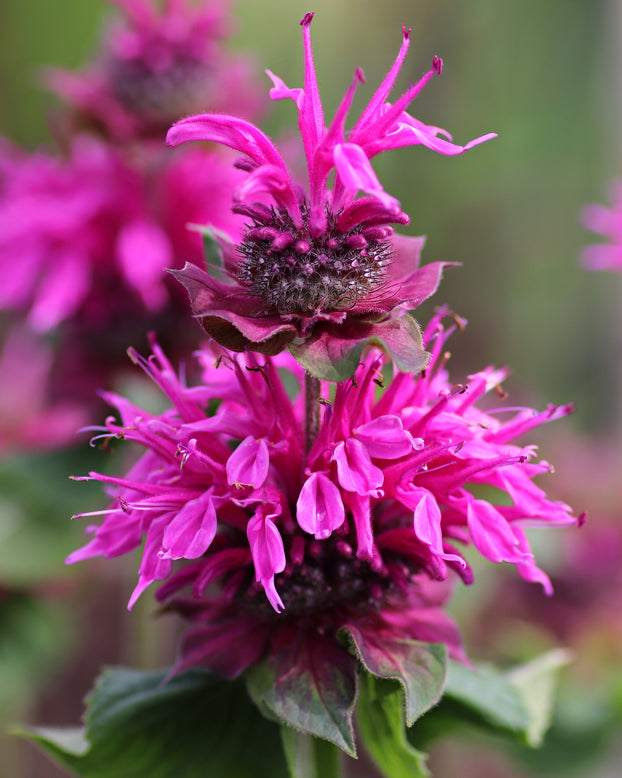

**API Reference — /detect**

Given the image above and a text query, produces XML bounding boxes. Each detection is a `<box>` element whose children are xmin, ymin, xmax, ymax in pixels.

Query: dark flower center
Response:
<box><xmin>237</xmin><ymin>205</ymin><xmax>393</xmax><ymax>315</ymax></box>
<box><xmin>108</xmin><ymin>57</ymin><xmax>211</xmax><ymax>126</ymax></box>
<box><xmin>243</xmin><ymin>527</ymin><xmax>417</xmax><ymax>627</ymax></box>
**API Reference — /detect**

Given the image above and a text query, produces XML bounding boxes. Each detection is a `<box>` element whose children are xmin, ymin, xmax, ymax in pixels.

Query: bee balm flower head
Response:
<box><xmin>167</xmin><ymin>13</ymin><xmax>496</xmax><ymax>380</ymax></box>
<box><xmin>67</xmin><ymin>310</ymin><xmax>580</xmax><ymax>680</ymax></box>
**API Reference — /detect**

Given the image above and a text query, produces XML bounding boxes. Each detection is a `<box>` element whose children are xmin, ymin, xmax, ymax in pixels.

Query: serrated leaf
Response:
<box><xmin>20</xmin><ymin>666</ymin><xmax>289</xmax><ymax>778</ymax></box>
<box><xmin>343</xmin><ymin>626</ymin><xmax>447</xmax><ymax>725</ymax></box>
<box><xmin>506</xmin><ymin>648</ymin><xmax>573</xmax><ymax>747</ymax></box>
<box><xmin>246</xmin><ymin>632</ymin><xmax>358</xmax><ymax>756</ymax></box>
<box><xmin>357</xmin><ymin>674</ymin><xmax>429</xmax><ymax>778</ymax></box>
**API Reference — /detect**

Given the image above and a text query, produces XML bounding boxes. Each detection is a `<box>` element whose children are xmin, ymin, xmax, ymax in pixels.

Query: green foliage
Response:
<box><xmin>411</xmin><ymin>651</ymin><xmax>571</xmax><ymax>750</ymax></box>
<box><xmin>357</xmin><ymin>675</ymin><xmax>429</xmax><ymax>778</ymax></box>
<box><xmin>0</xmin><ymin>450</ymin><xmax>104</xmax><ymax>585</ymax></box>
<box><xmin>20</xmin><ymin>667</ymin><xmax>289</xmax><ymax>778</ymax></box>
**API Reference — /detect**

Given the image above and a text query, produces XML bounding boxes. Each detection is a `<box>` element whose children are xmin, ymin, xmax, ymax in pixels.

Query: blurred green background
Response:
<box><xmin>1</xmin><ymin>1</ymin><xmax>621</xmax><ymax>776</ymax></box>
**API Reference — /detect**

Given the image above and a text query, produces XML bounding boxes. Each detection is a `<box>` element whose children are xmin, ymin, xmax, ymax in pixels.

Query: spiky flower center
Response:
<box><xmin>108</xmin><ymin>57</ymin><xmax>211</xmax><ymax>125</ymax></box>
<box><xmin>237</xmin><ymin>205</ymin><xmax>393</xmax><ymax>315</ymax></box>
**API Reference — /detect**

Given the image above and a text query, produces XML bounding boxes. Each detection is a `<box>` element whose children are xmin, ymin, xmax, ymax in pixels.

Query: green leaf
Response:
<box><xmin>288</xmin><ymin>313</ymin><xmax>428</xmax><ymax>382</ymax></box>
<box><xmin>357</xmin><ymin>674</ymin><xmax>429</xmax><ymax>778</ymax></box>
<box><xmin>411</xmin><ymin>652</ymin><xmax>570</xmax><ymax>750</ymax></box>
<box><xmin>364</xmin><ymin>314</ymin><xmax>429</xmax><ymax>375</ymax></box>
<box><xmin>342</xmin><ymin>626</ymin><xmax>447</xmax><ymax>725</ymax></box>
<box><xmin>288</xmin><ymin>332</ymin><xmax>365</xmax><ymax>382</ymax></box>
<box><xmin>246</xmin><ymin>632</ymin><xmax>358</xmax><ymax>756</ymax></box>
<box><xmin>443</xmin><ymin>660</ymin><xmax>529</xmax><ymax>734</ymax></box>
<box><xmin>188</xmin><ymin>223</ymin><xmax>226</xmax><ymax>277</ymax></box>
<box><xmin>20</xmin><ymin>666</ymin><xmax>289</xmax><ymax>778</ymax></box>
<box><xmin>506</xmin><ymin>648</ymin><xmax>572</xmax><ymax>747</ymax></box>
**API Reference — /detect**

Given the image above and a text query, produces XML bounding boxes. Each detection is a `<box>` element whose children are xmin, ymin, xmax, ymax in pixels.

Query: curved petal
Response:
<box><xmin>296</xmin><ymin>471</ymin><xmax>345</xmax><ymax>539</ymax></box>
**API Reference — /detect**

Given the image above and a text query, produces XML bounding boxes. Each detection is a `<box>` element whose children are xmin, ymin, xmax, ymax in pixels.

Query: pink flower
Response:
<box><xmin>0</xmin><ymin>326</ymin><xmax>87</xmax><ymax>453</ymax></box>
<box><xmin>68</xmin><ymin>310</ymin><xmax>579</xmax><ymax>678</ymax></box>
<box><xmin>0</xmin><ymin>135</ymin><xmax>244</xmax><ymax>336</ymax></box>
<box><xmin>167</xmin><ymin>14</ymin><xmax>496</xmax><ymax>380</ymax></box>
<box><xmin>581</xmin><ymin>179</ymin><xmax>622</xmax><ymax>271</ymax></box>
<box><xmin>45</xmin><ymin>0</ymin><xmax>263</xmax><ymax>141</ymax></box>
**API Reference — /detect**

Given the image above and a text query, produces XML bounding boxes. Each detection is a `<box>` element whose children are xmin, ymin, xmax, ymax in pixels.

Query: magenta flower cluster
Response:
<box><xmin>68</xmin><ymin>309</ymin><xmax>579</xmax><ymax>674</ymax></box>
<box><xmin>0</xmin><ymin>0</ymin><xmax>261</xmax><ymax>425</ymax></box>
<box><xmin>0</xmin><ymin>136</ymin><xmax>243</xmax><ymax>333</ymax></box>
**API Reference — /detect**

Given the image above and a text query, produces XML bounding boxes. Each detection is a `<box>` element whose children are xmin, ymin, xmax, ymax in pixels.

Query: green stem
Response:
<box><xmin>281</xmin><ymin>728</ymin><xmax>344</xmax><ymax>778</ymax></box>
<box><xmin>312</xmin><ymin>737</ymin><xmax>343</xmax><ymax>778</ymax></box>
<box><xmin>305</xmin><ymin>372</ymin><xmax>321</xmax><ymax>454</ymax></box>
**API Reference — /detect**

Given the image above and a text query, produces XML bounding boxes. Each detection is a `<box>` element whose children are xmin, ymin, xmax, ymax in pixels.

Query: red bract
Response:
<box><xmin>167</xmin><ymin>14</ymin><xmax>496</xmax><ymax>380</ymax></box>
<box><xmin>68</xmin><ymin>310</ymin><xmax>579</xmax><ymax>677</ymax></box>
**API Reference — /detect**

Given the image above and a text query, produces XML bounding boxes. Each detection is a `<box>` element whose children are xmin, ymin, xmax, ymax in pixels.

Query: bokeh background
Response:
<box><xmin>1</xmin><ymin>0</ymin><xmax>621</xmax><ymax>776</ymax></box>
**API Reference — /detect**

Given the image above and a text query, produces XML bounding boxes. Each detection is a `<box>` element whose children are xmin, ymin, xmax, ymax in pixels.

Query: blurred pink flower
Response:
<box><xmin>581</xmin><ymin>179</ymin><xmax>622</xmax><ymax>271</ymax></box>
<box><xmin>0</xmin><ymin>327</ymin><xmax>87</xmax><ymax>453</ymax></box>
<box><xmin>167</xmin><ymin>13</ymin><xmax>496</xmax><ymax>379</ymax></box>
<box><xmin>67</xmin><ymin>309</ymin><xmax>578</xmax><ymax>675</ymax></box>
<box><xmin>0</xmin><ymin>135</ymin><xmax>244</xmax><ymax>335</ymax></box>
<box><xmin>45</xmin><ymin>0</ymin><xmax>263</xmax><ymax>141</ymax></box>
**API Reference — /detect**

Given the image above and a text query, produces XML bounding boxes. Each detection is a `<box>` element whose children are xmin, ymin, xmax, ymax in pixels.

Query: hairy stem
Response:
<box><xmin>305</xmin><ymin>372</ymin><xmax>322</xmax><ymax>454</ymax></box>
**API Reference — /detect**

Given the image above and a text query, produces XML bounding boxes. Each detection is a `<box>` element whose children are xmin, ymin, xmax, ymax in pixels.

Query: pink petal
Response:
<box><xmin>296</xmin><ymin>472</ymin><xmax>345</xmax><ymax>539</ymax></box>
<box><xmin>247</xmin><ymin>506</ymin><xmax>286</xmax><ymax>612</ymax></box>
<box><xmin>333</xmin><ymin>142</ymin><xmax>399</xmax><ymax>209</ymax></box>
<box><xmin>161</xmin><ymin>492</ymin><xmax>217</xmax><ymax>560</ymax></box>
<box><xmin>332</xmin><ymin>438</ymin><xmax>384</xmax><ymax>496</ymax></box>
<box><xmin>266</xmin><ymin>69</ymin><xmax>303</xmax><ymax>107</ymax></box>
<box><xmin>354</xmin><ymin>415</ymin><xmax>422</xmax><ymax>459</ymax></box>
<box><xmin>466</xmin><ymin>498</ymin><xmax>530</xmax><ymax>564</ymax></box>
<box><xmin>117</xmin><ymin>218</ymin><xmax>171</xmax><ymax>311</ymax></box>
<box><xmin>29</xmin><ymin>250</ymin><xmax>91</xmax><ymax>332</ymax></box>
<box><xmin>226</xmin><ymin>436</ymin><xmax>270</xmax><ymax>488</ymax></box>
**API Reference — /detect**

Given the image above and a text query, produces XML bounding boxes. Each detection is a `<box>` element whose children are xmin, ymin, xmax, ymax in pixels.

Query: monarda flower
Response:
<box><xmin>166</xmin><ymin>13</ymin><xmax>496</xmax><ymax>380</ymax></box>
<box><xmin>580</xmin><ymin>179</ymin><xmax>622</xmax><ymax>271</ymax></box>
<box><xmin>68</xmin><ymin>310</ymin><xmax>579</xmax><ymax>687</ymax></box>
<box><xmin>0</xmin><ymin>135</ymin><xmax>243</xmax><ymax>334</ymax></box>
<box><xmin>45</xmin><ymin>0</ymin><xmax>263</xmax><ymax>142</ymax></box>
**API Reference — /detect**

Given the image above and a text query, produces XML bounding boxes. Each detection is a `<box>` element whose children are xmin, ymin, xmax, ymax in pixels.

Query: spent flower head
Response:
<box><xmin>68</xmin><ymin>310</ymin><xmax>580</xmax><ymax>682</ymax></box>
<box><xmin>167</xmin><ymin>13</ymin><xmax>496</xmax><ymax>380</ymax></box>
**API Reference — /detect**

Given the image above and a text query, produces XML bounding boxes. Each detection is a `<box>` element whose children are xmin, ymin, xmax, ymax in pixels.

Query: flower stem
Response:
<box><xmin>305</xmin><ymin>372</ymin><xmax>321</xmax><ymax>453</ymax></box>
<box><xmin>312</xmin><ymin>737</ymin><xmax>343</xmax><ymax>778</ymax></box>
